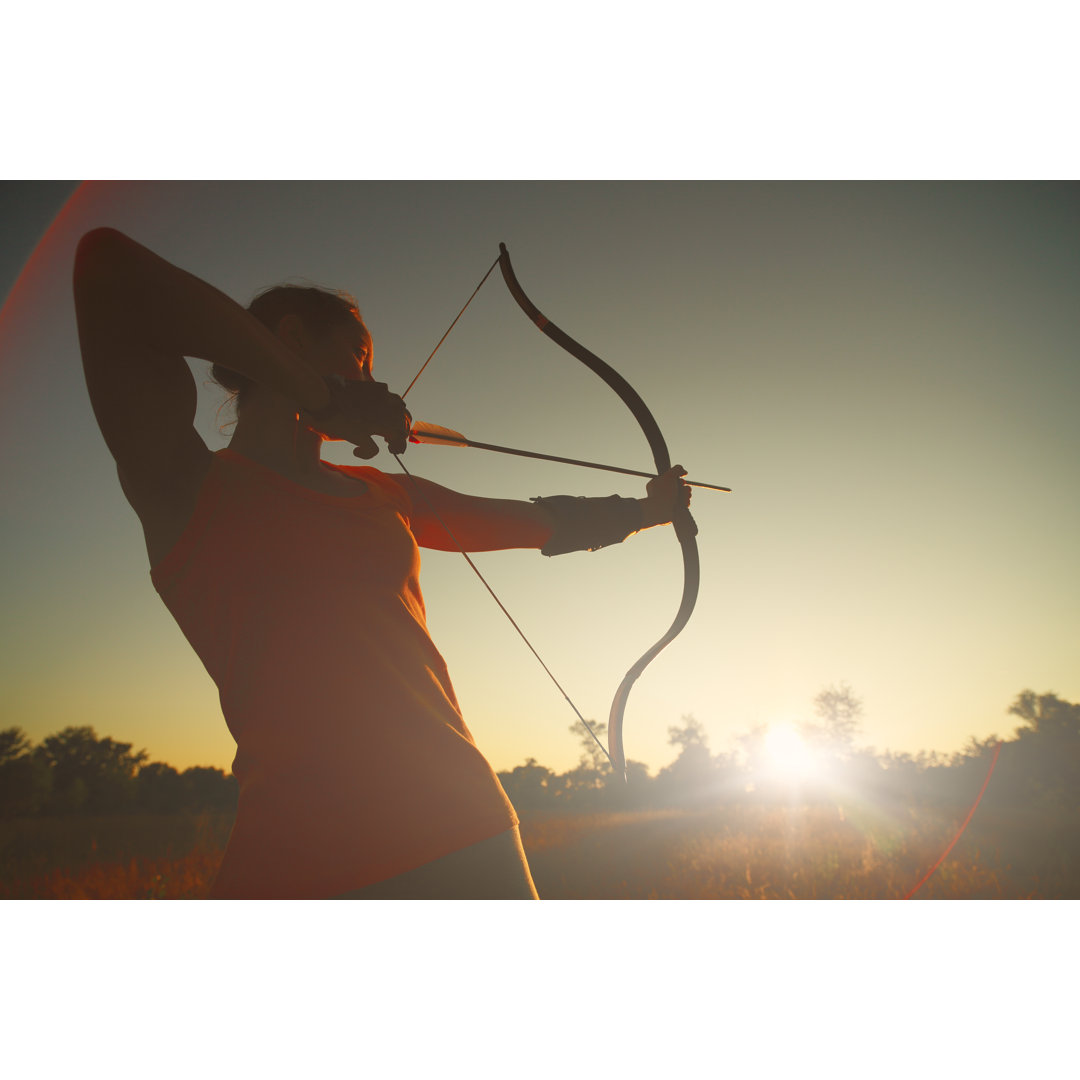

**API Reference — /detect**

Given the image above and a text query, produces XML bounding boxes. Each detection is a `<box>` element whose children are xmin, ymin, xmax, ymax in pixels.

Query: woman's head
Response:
<box><xmin>248</xmin><ymin>285</ymin><xmax>361</xmax><ymax>337</ymax></box>
<box><xmin>212</xmin><ymin>284</ymin><xmax>367</xmax><ymax>407</ymax></box>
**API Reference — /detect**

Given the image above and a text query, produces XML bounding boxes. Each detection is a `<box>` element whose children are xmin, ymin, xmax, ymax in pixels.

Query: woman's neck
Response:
<box><xmin>228</xmin><ymin>399</ymin><xmax>325</xmax><ymax>478</ymax></box>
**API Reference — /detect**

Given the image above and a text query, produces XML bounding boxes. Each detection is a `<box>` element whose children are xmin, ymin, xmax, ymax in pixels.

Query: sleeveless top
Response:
<box><xmin>151</xmin><ymin>448</ymin><xmax>517</xmax><ymax>898</ymax></box>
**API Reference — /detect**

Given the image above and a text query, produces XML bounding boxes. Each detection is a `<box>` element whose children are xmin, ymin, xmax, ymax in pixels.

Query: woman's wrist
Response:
<box><xmin>636</xmin><ymin>495</ymin><xmax>668</xmax><ymax>530</ymax></box>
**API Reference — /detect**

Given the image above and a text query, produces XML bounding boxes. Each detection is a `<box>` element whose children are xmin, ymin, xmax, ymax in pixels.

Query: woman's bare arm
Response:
<box><xmin>394</xmin><ymin>468</ymin><xmax>688</xmax><ymax>553</ymax></box>
<box><xmin>392</xmin><ymin>475</ymin><xmax>554</xmax><ymax>551</ymax></box>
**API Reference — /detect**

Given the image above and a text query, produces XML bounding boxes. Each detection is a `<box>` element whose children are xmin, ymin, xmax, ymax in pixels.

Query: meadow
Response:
<box><xmin>1</xmin><ymin>801</ymin><xmax>1073</xmax><ymax>899</ymax></box>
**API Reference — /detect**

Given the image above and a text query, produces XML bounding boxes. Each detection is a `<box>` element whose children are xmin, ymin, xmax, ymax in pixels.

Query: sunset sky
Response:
<box><xmin>2</xmin><ymin>181</ymin><xmax>1077</xmax><ymax>777</ymax></box>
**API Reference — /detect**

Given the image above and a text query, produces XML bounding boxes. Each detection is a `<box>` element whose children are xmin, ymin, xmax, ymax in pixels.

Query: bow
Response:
<box><xmin>496</xmin><ymin>244</ymin><xmax>700</xmax><ymax>779</ymax></box>
<box><xmin>400</xmin><ymin>243</ymin><xmax>701</xmax><ymax>780</ymax></box>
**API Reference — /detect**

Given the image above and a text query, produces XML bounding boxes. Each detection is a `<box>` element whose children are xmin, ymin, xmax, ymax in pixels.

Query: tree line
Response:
<box><xmin>0</xmin><ymin>726</ymin><xmax>237</xmax><ymax>818</ymax></box>
<box><xmin>2</xmin><ymin>686</ymin><xmax>1077</xmax><ymax>819</ymax></box>
<box><xmin>496</xmin><ymin>686</ymin><xmax>1080</xmax><ymax>816</ymax></box>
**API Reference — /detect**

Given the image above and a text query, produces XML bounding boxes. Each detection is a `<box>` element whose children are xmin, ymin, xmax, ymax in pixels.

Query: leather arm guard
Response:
<box><xmin>531</xmin><ymin>494</ymin><xmax>643</xmax><ymax>556</ymax></box>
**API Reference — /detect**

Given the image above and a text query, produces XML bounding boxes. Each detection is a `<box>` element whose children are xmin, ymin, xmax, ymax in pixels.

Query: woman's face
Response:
<box><xmin>301</xmin><ymin>316</ymin><xmax>374</xmax><ymax>383</ymax></box>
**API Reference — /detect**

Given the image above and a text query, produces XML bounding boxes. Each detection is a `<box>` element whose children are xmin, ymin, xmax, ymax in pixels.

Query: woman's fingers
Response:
<box><xmin>642</xmin><ymin>465</ymin><xmax>691</xmax><ymax>525</ymax></box>
<box><xmin>309</xmin><ymin>379</ymin><xmax>411</xmax><ymax>455</ymax></box>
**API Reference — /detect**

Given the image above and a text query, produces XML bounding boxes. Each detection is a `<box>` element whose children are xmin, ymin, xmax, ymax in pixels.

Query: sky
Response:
<box><xmin>3</xmin><ymin>180</ymin><xmax>1077</xmax><ymax>777</ymax></box>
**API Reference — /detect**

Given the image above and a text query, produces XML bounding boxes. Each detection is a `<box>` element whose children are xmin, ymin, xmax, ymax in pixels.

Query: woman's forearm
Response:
<box><xmin>73</xmin><ymin>227</ymin><xmax>330</xmax><ymax>413</ymax></box>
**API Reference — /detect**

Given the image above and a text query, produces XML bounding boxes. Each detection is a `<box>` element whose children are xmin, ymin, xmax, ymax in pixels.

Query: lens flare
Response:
<box><xmin>762</xmin><ymin>725</ymin><xmax>818</xmax><ymax>782</ymax></box>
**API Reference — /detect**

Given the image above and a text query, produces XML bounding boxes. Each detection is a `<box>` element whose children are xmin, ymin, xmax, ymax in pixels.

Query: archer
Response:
<box><xmin>72</xmin><ymin>228</ymin><xmax>690</xmax><ymax>899</ymax></box>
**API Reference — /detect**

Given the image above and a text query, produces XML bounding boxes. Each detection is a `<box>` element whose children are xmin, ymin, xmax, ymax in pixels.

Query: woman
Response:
<box><xmin>73</xmin><ymin>227</ymin><xmax>690</xmax><ymax>899</ymax></box>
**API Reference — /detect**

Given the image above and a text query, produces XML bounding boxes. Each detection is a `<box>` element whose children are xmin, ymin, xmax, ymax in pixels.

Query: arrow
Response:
<box><xmin>409</xmin><ymin>421</ymin><xmax>732</xmax><ymax>492</ymax></box>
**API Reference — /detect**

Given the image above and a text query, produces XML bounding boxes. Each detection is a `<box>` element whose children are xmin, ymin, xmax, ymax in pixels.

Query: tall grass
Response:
<box><xmin>1</xmin><ymin>803</ymin><xmax>1073</xmax><ymax>899</ymax></box>
<box><xmin>520</xmin><ymin>801</ymin><xmax>1076</xmax><ymax>899</ymax></box>
<box><xmin>0</xmin><ymin>813</ymin><xmax>231</xmax><ymax>899</ymax></box>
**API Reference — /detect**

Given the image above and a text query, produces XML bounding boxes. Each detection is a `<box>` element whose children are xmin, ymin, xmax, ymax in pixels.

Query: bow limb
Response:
<box><xmin>497</xmin><ymin>243</ymin><xmax>700</xmax><ymax>780</ymax></box>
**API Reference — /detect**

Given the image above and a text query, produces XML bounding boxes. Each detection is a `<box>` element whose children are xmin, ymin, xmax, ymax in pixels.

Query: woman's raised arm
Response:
<box><xmin>73</xmin><ymin>228</ymin><xmax>332</xmax><ymax>490</ymax></box>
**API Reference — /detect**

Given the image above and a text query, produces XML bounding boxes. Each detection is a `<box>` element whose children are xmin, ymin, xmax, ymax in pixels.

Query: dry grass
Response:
<box><xmin>519</xmin><ymin>803</ymin><xmax>1067</xmax><ymax>899</ymax></box>
<box><xmin>0</xmin><ymin>813</ymin><xmax>230</xmax><ymax>899</ymax></box>
<box><xmin>4</xmin><ymin>852</ymin><xmax>225</xmax><ymax>900</ymax></box>
<box><xmin>1</xmin><ymin>803</ymin><xmax>1072</xmax><ymax>899</ymax></box>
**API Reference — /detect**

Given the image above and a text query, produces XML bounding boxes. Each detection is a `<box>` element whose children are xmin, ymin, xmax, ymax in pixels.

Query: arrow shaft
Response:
<box><xmin>414</xmin><ymin>429</ymin><xmax>731</xmax><ymax>492</ymax></box>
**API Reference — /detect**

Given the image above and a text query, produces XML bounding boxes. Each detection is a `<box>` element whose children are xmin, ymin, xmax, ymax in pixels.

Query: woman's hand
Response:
<box><xmin>639</xmin><ymin>465</ymin><xmax>691</xmax><ymax>527</ymax></box>
<box><xmin>304</xmin><ymin>378</ymin><xmax>412</xmax><ymax>458</ymax></box>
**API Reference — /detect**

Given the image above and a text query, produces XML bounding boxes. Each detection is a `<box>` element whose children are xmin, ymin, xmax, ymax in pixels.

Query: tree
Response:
<box><xmin>1000</xmin><ymin>690</ymin><xmax>1080</xmax><ymax>813</ymax></box>
<box><xmin>655</xmin><ymin>715</ymin><xmax>725</xmax><ymax>804</ymax></box>
<box><xmin>38</xmin><ymin>726</ymin><xmax>148</xmax><ymax>814</ymax></box>
<box><xmin>1008</xmin><ymin>690</ymin><xmax>1080</xmax><ymax>739</ymax></box>
<box><xmin>802</xmin><ymin>683</ymin><xmax>863</xmax><ymax>752</ymax></box>
<box><xmin>498</xmin><ymin>757</ymin><xmax>564</xmax><ymax>811</ymax></box>
<box><xmin>663</xmin><ymin>715</ymin><xmax>713</xmax><ymax>781</ymax></box>
<box><xmin>181</xmin><ymin>766</ymin><xmax>239</xmax><ymax>812</ymax></box>
<box><xmin>569</xmin><ymin>719</ymin><xmax>612</xmax><ymax>774</ymax></box>
<box><xmin>136</xmin><ymin>762</ymin><xmax>186</xmax><ymax>814</ymax></box>
<box><xmin>667</xmin><ymin>715</ymin><xmax>710</xmax><ymax>758</ymax></box>
<box><xmin>0</xmin><ymin>727</ymin><xmax>33</xmax><ymax>766</ymax></box>
<box><xmin>0</xmin><ymin>728</ymin><xmax>52</xmax><ymax>817</ymax></box>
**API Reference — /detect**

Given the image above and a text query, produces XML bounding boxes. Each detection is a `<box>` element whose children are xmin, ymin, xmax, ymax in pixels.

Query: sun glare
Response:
<box><xmin>762</xmin><ymin>725</ymin><xmax>818</xmax><ymax>782</ymax></box>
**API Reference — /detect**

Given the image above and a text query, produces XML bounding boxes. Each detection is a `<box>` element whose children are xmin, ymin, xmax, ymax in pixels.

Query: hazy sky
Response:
<box><xmin>2</xmin><ymin>181</ymin><xmax>1077</xmax><ymax>776</ymax></box>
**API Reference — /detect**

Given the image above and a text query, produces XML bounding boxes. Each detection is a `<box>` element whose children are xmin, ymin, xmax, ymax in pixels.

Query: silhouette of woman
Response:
<box><xmin>73</xmin><ymin>228</ymin><xmax>690</xmax><ymax>899</ymax></box>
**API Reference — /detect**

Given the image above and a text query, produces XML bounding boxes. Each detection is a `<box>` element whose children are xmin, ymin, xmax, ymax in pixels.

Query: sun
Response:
<box><xmin>761</xmin><ymin>724</ymin><xmax>819</xmax><ymax>782</ymax></box>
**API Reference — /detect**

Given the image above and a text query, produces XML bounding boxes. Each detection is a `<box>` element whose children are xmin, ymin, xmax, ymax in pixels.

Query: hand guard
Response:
<box><xmin>530</xmin><ymin>494</ymin><xmax>642</xmax><ymax>556</ymax></box>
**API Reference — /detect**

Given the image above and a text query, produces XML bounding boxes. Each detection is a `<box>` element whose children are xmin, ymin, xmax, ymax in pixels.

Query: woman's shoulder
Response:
<box><xmin>333</xmin><ymin>463</ymin><xmax>413</xmax><ymax>513</ymax></box>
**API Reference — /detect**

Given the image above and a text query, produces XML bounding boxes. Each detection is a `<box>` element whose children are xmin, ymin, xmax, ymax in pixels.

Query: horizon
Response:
<box><xmin>5</xmin><ymin>681</ymin><xmax>1055</xmax><ymax>778</ymax></box>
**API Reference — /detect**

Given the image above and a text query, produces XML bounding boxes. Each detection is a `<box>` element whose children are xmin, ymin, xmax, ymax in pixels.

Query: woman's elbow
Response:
<box><xmin>73</xmin><ymin>227</ymin><xmax>135</xmax><ymax>287</ymax></box>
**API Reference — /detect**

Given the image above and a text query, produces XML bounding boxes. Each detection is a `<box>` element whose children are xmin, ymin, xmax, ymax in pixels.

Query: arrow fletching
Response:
<box><xmin>409</xmin><ymin>421</ymin><xmax>471</xmax><ymax>448</ymax></box>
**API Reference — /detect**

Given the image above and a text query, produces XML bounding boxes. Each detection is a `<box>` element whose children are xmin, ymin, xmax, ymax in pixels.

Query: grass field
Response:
<box><xmin>1</xmin><ymin>803</ymin><xmax>1074</xmax><ymax>899</ymax></box>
